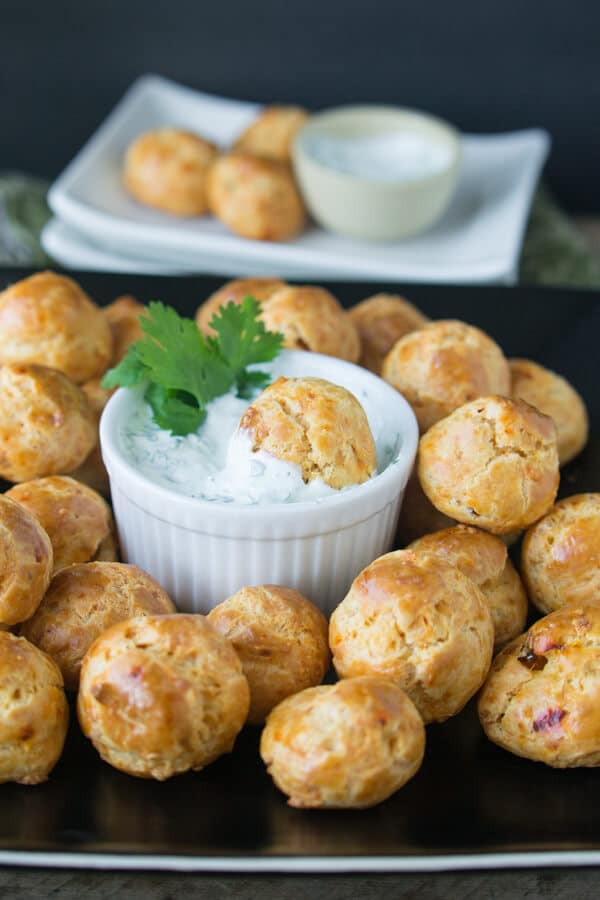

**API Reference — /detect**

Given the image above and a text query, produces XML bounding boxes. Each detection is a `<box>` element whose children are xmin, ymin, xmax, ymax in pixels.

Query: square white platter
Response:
<box><xmin>47</xmin><ymin>74</ymin><xmax>550</xmax><ymax>283</ymax></box>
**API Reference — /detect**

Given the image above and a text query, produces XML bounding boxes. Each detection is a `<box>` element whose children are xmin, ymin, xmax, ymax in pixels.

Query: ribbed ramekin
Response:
<box><xmin>100</xmin><ymin>351</ymin><xmax>418</xmax><ymax>615</ymax></box>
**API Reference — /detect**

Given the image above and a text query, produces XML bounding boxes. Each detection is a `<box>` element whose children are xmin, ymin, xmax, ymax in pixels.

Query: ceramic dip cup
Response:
<box><xmin>100</xmin><ymin>350</ymin><xmax>418</xmax><ymax>615</ymax></box>
<box><xmin>292</xmin><ymin>105</ymin><xmax>461</xmax><ymax>241</ymax></box>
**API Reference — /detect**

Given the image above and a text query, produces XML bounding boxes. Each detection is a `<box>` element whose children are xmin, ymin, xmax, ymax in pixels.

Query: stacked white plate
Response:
<box><xmin>43</xmin><ymin>75</ymin><xmax>550</xmax><ymax>284</ymax></box>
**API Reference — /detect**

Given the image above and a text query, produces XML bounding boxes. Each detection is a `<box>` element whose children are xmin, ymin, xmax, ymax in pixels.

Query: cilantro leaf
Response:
<box><xmin>144</xmin><ymin>383</ymin><xmax>205</xmax><ymax>435</ymax></box>
<box><xmin>136</xmin><ymin>302</ymin><xmax>233</xmax><ymax>404</ymax></box>
<box><xmin>102</xmin><ymin>297</ymin><xmax>284</xmax><ymax>435</ymax></box>
<box><xmin>235</xmin><ymin>368</ymin><xmax>273</xmax><ymax>399</ymax></box>
<box><xmin>209</xmin><ymin>297</ymin><xmax>284</xmax><ymax>394</ymax></box>
<box><xmin>102</xmin><ymin>345</ymin><xmax>149</xmax><ymax>389</ymax></box>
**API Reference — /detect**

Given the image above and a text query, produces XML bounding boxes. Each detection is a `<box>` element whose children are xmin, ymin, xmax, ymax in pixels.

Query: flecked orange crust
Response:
<box><xmin>329</xmin><ymin>549</ymin><xmax>494</xmax><ymax>723</ymax></box>
<box><xmin>260</xmin><ymin>677</ymin><xmax>425</xmax><ymax>808</ymax></box>
<box><xmin>0</xmin><ymin>271</ymin><xmax>113</xmax><ymax>383</ymax></box>
<box><xmin>78</xmin><ymin>615</ymin><xmax>249</xmax><ymax>780</ymax></box>
<box><xmin>478</xmin><ymin>599</ymin><xmax>600</xmax><ymax>767</ymax></box>
<box><xmin>418</xmin><ymin>395</ymin><xmax>559</xmax><ymax>533</ymax></box>
<box><xmin>208</xmin><ymin>584</ymin><xmax>329</xmax><ymax>724</ymax></box>
<box><xmin>239</xmin><ymin>376</ymin><xmax>376</xmax><ymax>489</ymax></box>
<box><xmin>123</xmin><ymin>128</ymin><xmax>217</xmax><ymax>216</ymax></box>
<box><xmin>521</xmin><ymin>493</ymin><xmax>600</xmax><ymax>614</ymax></box>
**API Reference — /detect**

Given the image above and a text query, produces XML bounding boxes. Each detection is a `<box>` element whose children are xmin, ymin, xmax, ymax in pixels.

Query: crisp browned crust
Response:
<box><xmin>261</xmin><ymin>286</ymin><xmax>361</xmax><ymax>362</ymax></box>
<box><xmin>509</xmin><ymin>358</ymin><xmax>589</xmax><ymax>466</ymax></box>
<box><xmin>478</xmin><ymin>600</ymin><xmax>600</xmax><ymax>767</ymax></box>
<box><xmin>78</xmin><ymin>614</ymin><xmax>249</xmax><ymax>780</ymax></box>
<box><xmin>0</xmin><ymin>271</ymin><xmax>113</xmax><ymax>383</ymax></box>
<box><xmin>239</xmin><ymin>376</ymin><xmax>376</xmax><ymax>489</ymax></box>
<box><xmin>123</xmin><ymin>128</ymin><xmax>217</xmax><ymax>216</ymax></box>
<box><xmin>348</xmin><ymin>293</ymin><xmax>428</xmax><ymax>374</ymax></box>
<box><xmin>521</xmin><ymin>493</ymin><xmax>600</xmax><ymax>614</ymax></box>
<box><xmin>409</xmin><ymin>525</ymin><xmax>528</xmax><ymax>648</ymax></box>
<box><xmin>329</xmin><ymin>549</ymin><xmax>494</xmax><ymax>723</ymax></box>
<box><xmin>0</xmin><ymin>363</ymin><xmax>97</xmax><ymax>482</ymax></box>
<box><xmin>410</xmin><ymin>523</ymin><xmax>506</xmax><ymax>583</ymax></box>
<box><xmin>382</xmin><ymin>320</ymin><xmax>511</xmax><ymax>433</ymax></box>
<box><xmin>21</xmin><ymin>562</ymin><xmax>175</xmax><ymax>690</ymax></box>
<box><xmin>195</xmin><ymin>278</ymin><xmax>287</xmax><ymax>334</ymax></box>
<box><xmin>0</xmin><ymin>495</ymin><xmax>53</xmax><ymax>627</ymax></box>
<box><xmin>260</xmin><ymin>677</ymin><xmax>425</xmax><ymax>808</ymax></box>
<box><xmin>0</xmin><ymin>632</ymin><xmax>68</xmax><ymax>784</ymax></box>
<box><xmin>207</xmin><ymin>584</ymin><xmax>329</xmax><ymax>724</ymax></box>
<box><xmin>233</xmin><ymin>106</ymin><xmax>308</xmax><ymax>163</ymax></box>
<box><xmin>207</xmin><ymin>152</ymin><xmax>306</xmax><ymax>241</ymax></box>
<box><xmin>6</xmin><ymin>476</ymin><xmax>114</xmax><ymax>574</ymax></box>
<box><xmin>418</xmin><ymin>395</ymin><xmax>559</xmax><ymax>533</ymax></box>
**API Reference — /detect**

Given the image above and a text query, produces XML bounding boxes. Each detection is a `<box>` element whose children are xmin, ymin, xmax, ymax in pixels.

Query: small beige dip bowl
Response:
<box><xmin>292</xmin><ymin>105</ymin><xmax>461</xmax><ymax>241</ymax></box>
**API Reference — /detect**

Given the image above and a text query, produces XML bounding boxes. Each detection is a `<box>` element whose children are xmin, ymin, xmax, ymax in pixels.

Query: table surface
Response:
<box><xmin>0</xmin><ymin>867</ymin><xmax>597</xmax><ymax>899</ymax></box>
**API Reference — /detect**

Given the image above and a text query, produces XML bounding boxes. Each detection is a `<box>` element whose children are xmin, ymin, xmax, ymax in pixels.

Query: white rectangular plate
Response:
<box><xmin>41</xmin><ymin>218</ymin><xmax>352</xmax><ymax>279</ymax></box>
<box><xmin>48</xmin><ymin>74</ymin><xmax>550</xmax><ymax>283</ymax></box>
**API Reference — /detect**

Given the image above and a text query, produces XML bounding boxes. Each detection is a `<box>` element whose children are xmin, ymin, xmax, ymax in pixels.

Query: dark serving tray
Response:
<box><xmin>0</xmin><ymin>268</ymin><xmax>599</xmax><ymax>873</ymax></box>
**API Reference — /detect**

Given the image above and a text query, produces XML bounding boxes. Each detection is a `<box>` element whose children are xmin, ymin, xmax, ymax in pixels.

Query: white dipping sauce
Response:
<box><xmin>304</xmin><ymin>132</ymin><xmax>452</xmax><ymax>181</ymax></box>
<box><xmin>120</xmin><ymin>359</ymin><xmax>398</xmax><ymax>506</ymax></box>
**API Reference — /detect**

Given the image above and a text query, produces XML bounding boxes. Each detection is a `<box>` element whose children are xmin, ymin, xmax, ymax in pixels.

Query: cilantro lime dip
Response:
<box><xmin>118</xmin><ymin>356</ymin><xmax>397</xmax><ymax>506</ymax></box>
<box><xmin>304</xmin><ymin>132</ymin><xmax>453</xmax><ymax>181</ymax></box>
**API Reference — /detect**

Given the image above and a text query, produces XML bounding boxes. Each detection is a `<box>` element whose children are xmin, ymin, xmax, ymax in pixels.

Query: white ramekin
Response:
<box><xmin>100</xmin><ymin>351</ymin><xmax>418</xmax><ymax>616</ymax></box>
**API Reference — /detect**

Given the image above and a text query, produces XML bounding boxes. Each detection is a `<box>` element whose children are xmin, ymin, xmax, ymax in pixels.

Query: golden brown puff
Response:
<box><xmin>207</xmin><ymin>152</ymin><xmax>306</xmax><ymax>241</ymax></box>
<box><xmin>207</xmin><ymin>584</ymin><xmax>329</xmax><ymax>724</ymax></box>
<box><xmin>195</xmin><ymin>277</ymin><xmax>287</xmax><ymax>334</ymax></box>
<box><xmin>409</xmin><ymin>524</ymin><xmax>506</xmax><ymax>585</ymax></box>
<box><xmin>0</xmin><ymin>632</ymin><xmax>68</xmax><ymax>784</ymax></box>
<box><xmin>521</xmin><ymin>493</ymin><xmax>600</xmax><ymax>615</ymax></box>
<box><xmin>382</xmin><ymin>320</ymin><xmax>511</xmax><ymax>433</ymax></box>
<box><xmin>0</xmin><ymin>271</ymin><xmax>113</xmax><ymax>384</ymax></box>
<box><xmin>261</xmin><ymin>286</ymin><xmax>361</xmax><ymax>363</ymax></box>
<box><xmin>329</xmin><ymin>549</ymin><xmax>494</xmax><ymax>724</ymax></box>
<box><xmin>21</xmin><ymin>562</ymin><xmax>175</xmax><ymax>691</ymax></box>
<box><xmin>0</xmin><ymin>495</ymin><xmax>53</xmax><ymax>628</ymax></box>
<box><xmin>509</xmin><ymin>358</ymin><xmax>589</xmax><ymax>466</ymax></box>
<box><xmin>408</xmin><ymin>525</ymin><xmax>528</xmax><ymax>649</ymax></box>
<box><xmin>6</xmin><ymin>475</ymin><xmax>114</xmax><ymax>574</ymax></box>
<box><xmin>123</xmin><ymin>128</ymin><xmax>218</xmax><ymax>216</ymax></box>
<box><xmin>260</xmin><ymin>676</ymin><xmax>425</xmax><ymax>808</ymax></box>
<box><xmin>78</xmin><ymin>614</ymin><xmax>249</xmax><ymax>780</ymax></box>
<box><xmin>348</xmin><ymin>293</ymin><xmax>429</xmax><ymax>374</ymax></box>
<box><xmin>0</xmin><ymin>363</ymin><xmax>97</xmax><ymax>482</ymax></box>
<box><xmin>103</xmin><ymin>295</ymin><xmax>147</xmax><ymax>365</ymax></box>
<box><xmin>478</xmin><ymin>600</ymin><xmax>600</xmax><ymax>767</ymax></box>
<box><xmin>239</xmin><ymin>376</ymin><xmax>376</xmax><ymax>489</ymax></box>
<box><xmin>233</xmin><ymin>106</ymin><xmax>309</xmax><ymax>163</ymax></box>
<box><xmin>418</xmin><ymin>395</ymin><xmax>559</xmax><ymax>534</ymax></box>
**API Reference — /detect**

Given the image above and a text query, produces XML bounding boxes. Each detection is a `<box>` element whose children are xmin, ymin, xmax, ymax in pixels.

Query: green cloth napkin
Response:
<box><xmin>0</xmin><ymin>173</ymin><xmax>53</xmax><ymax>266</ymax></box>
<box><xmin>519</xmin><ymin>186</ymin><xmax>600</xmax><ymax>287</ymax></box>
<box><xmin>1</xmin><ymin>172</ymin><xmax>599</xmax><ymax>287</ymax></box>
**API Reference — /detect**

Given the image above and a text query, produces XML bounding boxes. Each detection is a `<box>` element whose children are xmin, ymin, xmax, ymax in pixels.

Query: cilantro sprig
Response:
<box><xmin>102</xmin><ymin>297</ymin><xmax>284</xmax><ymax>435</ymax></box>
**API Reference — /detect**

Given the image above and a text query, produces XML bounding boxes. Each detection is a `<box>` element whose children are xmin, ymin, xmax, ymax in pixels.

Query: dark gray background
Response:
<box><xmin>2</xmin><ymin>0</ymin><xmax>599</xmax><ymax>210</ymax></box>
